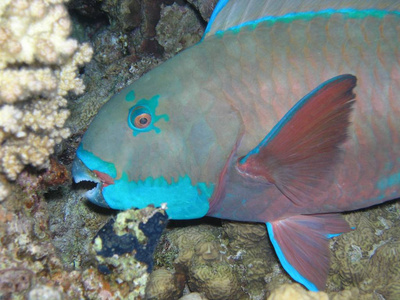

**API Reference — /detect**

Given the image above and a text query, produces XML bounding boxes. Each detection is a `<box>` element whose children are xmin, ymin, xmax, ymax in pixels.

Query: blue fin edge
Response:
<box><xmin>327</xmin><ymin>226</ymin><xmax>356</xmax><ymax>238</ymax></box>
<box><xmin>204</xmin><ymin>6</ymin><xmax>400</xmax><ymax>41</ymax></box>
<box><xmin>266</xmin><ymin>222</ymin><xmax>319</xmax><ymax>291</ymax></box>
<box><xmin>203</xmin><ymin>0</ymin><xmax>230</xmax><ymax>38</ymax></box>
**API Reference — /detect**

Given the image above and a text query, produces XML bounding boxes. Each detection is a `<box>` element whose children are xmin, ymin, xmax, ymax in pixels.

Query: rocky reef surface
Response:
<box><xmin>1</xmin><ymin>0</ymin><xmax>399</xmax><ymax>299</ymax></box>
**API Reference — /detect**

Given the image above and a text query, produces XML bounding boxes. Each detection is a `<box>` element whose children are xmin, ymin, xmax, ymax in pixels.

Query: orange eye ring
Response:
<box><xmin>128</xmin><ymin>105</ymin><xmax>152</xmax><ymax>131</ymax></box>
<box><xmin>134</xmin><ymin>113</ymin><xmax>151</xmax><ymax>129</ymax></box>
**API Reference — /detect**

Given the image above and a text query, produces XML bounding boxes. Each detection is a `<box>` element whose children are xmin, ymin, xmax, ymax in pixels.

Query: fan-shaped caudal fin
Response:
<box><xmin>236</xmin><ymin>75</ymin><xmax>357</xmax><ymax>206</ymax></box>
<box><xmin>267</xmin><ymin>213</ymin><xmax>352</xmax><ymax>291</ymax></box>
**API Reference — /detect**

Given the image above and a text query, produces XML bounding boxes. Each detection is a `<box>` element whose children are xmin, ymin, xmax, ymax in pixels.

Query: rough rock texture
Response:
<box><xmin>156</xmin><ymin>3</ymin><xmax>204</xmax><ymax>56</ymax></box>
<box><xmin>186</xmin><ymin>0</ymin><xmax>216</xmax><ymax>21</ymax></box>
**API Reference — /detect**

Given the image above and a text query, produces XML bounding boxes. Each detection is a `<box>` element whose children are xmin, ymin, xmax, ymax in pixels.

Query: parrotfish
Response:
<box><xmin>73</xmin><ymin>0</ymin><xmax>400</xmax><ymax>291</ymax></box>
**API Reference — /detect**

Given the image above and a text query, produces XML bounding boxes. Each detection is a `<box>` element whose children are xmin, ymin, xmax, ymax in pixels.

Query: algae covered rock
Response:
<box><xmin>92</xmin><ymin>206</ymin><xmax>168</xmax><ymax>299</ymax></box>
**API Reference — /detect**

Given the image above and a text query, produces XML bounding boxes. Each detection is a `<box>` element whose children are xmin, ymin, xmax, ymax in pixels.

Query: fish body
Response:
<box><xmin>73</xmin><ymin>0</ymin><xmax>400</xmax><ymax>291</ymax></box>
<box><xmin>203</xmin><ymin>13</ymin><xmax>400</xmax><ymax>223</ymax></box>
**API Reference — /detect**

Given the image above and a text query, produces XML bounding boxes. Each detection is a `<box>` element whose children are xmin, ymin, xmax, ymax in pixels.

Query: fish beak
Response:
<box><xmin>72</xmin><ymin>157</ymin><xmax>110</xmax><ymax>208</ymax></box>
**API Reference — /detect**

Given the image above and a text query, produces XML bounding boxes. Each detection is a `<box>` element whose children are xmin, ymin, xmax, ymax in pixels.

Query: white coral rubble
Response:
<box><xmin>0</xmin><ymin>0</ymin><xmax>93</xmax><ymax>185</ymax></box>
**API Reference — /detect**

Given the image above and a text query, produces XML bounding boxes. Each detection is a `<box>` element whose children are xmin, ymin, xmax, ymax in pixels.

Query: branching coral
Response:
<box><xmin>0</xmin><ymin>0</ymin><xmax>93</xmax><ymax>183</ymax></box>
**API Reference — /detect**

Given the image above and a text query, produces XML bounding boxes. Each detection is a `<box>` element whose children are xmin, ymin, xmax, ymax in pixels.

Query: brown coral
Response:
<box><xmin>146</xmin><ymin>268</ymin><xmax>184</xmax><ymax>299</ymax></box>
<box><xmin>328</xmin><ymin>202</ymin><xmax>400</xmax><ymax>298</ymax></box>
<box><xmin>188</xmin><ymin>264</ymin><xmax>241</xmax><ymax>300</ymax></box>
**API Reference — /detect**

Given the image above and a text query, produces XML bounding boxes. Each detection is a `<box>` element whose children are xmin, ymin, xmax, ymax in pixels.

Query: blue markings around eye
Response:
<box><xmin>127</xmin><ymin>95</ymin><xmax>169</xmax><ymax>136</ymax></box>
<box><xmin>126</xmin><ymin>90</ymin><xmax>135</xmax><ymax>102</ymax></box>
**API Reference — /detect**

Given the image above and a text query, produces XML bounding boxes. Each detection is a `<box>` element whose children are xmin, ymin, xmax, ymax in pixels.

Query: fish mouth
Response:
<box><xmin>72</xmin><ymin>157</ymin><xmax>111</xmax><ymax>208</ymax></box>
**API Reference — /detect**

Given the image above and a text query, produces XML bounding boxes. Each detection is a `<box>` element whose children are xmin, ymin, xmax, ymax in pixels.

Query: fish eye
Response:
<box><xmin>128</xmin><ymin>106</ymin><xmax>152</xmax><ymax>130</ymax></box>
<box><xmin>134</xmin><ymin>112</ymin><xmax>151</xmax><ymax>128</ymax></box>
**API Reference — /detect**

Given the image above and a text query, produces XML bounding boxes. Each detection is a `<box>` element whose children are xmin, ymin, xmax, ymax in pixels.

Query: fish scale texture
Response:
<box><xmin>200</xmin><ymin>13</ymin><xmax>400</xmax><ymax>217</ymax></box>
<box><xmin>79</xmin><ymin>12</ymin><xmax>399</xmax><ymax>217</ymax></box>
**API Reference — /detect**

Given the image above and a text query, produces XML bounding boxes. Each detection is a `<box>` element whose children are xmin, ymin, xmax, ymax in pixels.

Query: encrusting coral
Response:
<box><xmin>0</xmin><ymin>0</ymin><xmax>93</xmax><ymax>185</ymax></box>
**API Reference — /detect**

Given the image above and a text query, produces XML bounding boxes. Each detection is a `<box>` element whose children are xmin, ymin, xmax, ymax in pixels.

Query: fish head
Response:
<box><xmin>72</xmin><ymin>60</ymin><xmax>242</xmax><ymax>220</ymax></box>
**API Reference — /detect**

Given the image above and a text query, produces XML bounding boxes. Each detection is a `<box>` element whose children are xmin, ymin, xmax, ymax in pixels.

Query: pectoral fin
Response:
<box><xmin>237</xmin><ymin>74</ymin><xmax>357</xmax><ymax>206</ymax></box>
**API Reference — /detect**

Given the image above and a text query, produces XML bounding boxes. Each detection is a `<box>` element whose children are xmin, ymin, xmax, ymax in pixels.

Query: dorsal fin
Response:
<box><xmin>204</xmin><ymin>0</ymin><xmax>400</xmax><ymax>39</ymax></box>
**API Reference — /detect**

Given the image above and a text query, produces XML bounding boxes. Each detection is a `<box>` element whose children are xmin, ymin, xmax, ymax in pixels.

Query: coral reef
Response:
<box><xmin>155</xmin><ymin>224</ymin><xmax>248</xmax><ymax>299</ymax></box>
<box><xmin>0</xmin><ymin>0</ymin><xmax>93</xmax><ymax>183</ymax></box>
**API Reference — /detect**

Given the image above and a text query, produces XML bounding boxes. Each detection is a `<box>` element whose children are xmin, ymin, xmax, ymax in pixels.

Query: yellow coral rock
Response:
<box><xmin>179</xmin><ymin>292</ymin><xmax>208</xmax><ymax>300</ymax></box>
<box><xmin>267</xmin><ymin>284</ymin><xmax>329</xmax><ymax>300</ymax></box>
